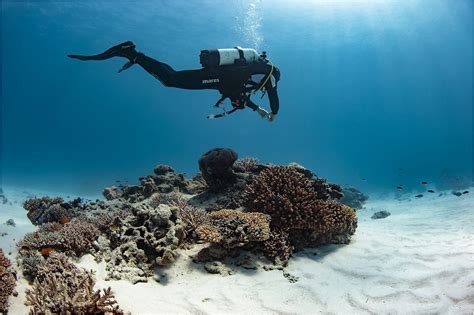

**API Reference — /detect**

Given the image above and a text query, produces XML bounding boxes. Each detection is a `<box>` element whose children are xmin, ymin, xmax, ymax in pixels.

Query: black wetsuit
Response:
<box><xmin>134</xmin><ymin>52</ymin><xmax>280</xmax><ymax>115</ymax></box>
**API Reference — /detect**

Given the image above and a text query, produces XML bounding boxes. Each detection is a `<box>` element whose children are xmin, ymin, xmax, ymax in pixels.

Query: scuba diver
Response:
<box><xmin>68</xmin><ymin>41</ymin><xmax>280</xmax><ymax>121</ymax></box>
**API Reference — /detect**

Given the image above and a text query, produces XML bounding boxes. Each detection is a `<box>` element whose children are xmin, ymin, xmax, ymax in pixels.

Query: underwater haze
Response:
<box><xmin>1</xmin><ymin>0</ymin><xmax>472</xmax><ymax>196</ymax></box>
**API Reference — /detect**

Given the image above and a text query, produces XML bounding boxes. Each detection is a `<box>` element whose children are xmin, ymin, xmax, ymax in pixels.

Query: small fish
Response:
<box><xmin>398</xmin><ymin>168</ymin><xmax>404</xmax><ymax>171</ymax></box>
<box><xmin>415</xmin><ymin>194</ymin><xmax>423</xmax><ymax>198</ymax></box>
<box><xmin>452</xmin><ymin>191</ymin><xmax>462</xmax><ymax>197</ymax></box>
<box><xmin>361</xmin><ymin>178</ymin><xmax>366</xmax><ymax>181</ymax></box>
<box><xmin>438</xmin><ymin>193</ymin><xmax>443</xmax><ymax>197</ymax></box>
<box><xmin>396</xmin><ymin>186</ymin><xmax>404</xmax><ymax>190</ymax></box>
<box><xmin>421</xmin><ymin>181</ymin><xmax>428</xmax><ymax>185</ymax></box>
<box><xmin>462</xmin><ymin>190</ymin><xmax>469</xmax><ymax>194</ymax></box>
<box><xmin>427</xmin><ymin>190</ymin><xmax>435</xmax><ymax>193</ymax></box>
<box><xmin>39</xmin><ymin>247</ymin><xmax>55</xmax><ymax>257</ymax></box>
<box><xmin>59</xmin><ymin>216</ymin><xmax>71</xmax><ymax>224</ymax></box>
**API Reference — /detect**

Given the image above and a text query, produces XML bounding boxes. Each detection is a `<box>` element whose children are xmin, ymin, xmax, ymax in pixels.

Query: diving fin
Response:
<box><xmin>67</xmin><ymin>41</ymin><xmax>137</xmax><ymax>62</ymax></box>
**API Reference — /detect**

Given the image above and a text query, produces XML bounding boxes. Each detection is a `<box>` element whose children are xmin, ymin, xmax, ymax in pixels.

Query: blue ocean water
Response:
<box><xmin>1</xmin><ymin>0</ymin><xmax>472</xmax><ymax>196</ymax></box>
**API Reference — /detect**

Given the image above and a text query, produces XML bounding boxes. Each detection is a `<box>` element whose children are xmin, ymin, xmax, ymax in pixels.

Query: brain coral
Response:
<box><xmin>196</xmin><ymin>209</ymin><xmax>271</xmax><ymax>248</ymax></box>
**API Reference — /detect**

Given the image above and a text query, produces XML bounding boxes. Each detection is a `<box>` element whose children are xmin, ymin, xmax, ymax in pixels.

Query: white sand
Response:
<box><xmin>2</xmin><ymin>187</ymin><xmax>473</xmax><ymax>314</ymax></box>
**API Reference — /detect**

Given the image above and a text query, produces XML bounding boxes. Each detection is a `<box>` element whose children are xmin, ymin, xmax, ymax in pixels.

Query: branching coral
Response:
<box><xmin>196</xmin><ymin>209</ymin><xmax>271</xmax><ymax>248</ymax></box>
<box><xmin>243</xmin><ymin>166</ymin><xmax>357</xmax><ymax>263</ymax></box>
<box><xmin>262</xmin><ymin>229</ymin><xmax>294</xmax><ymax>266</ymax></box>
<box><xmin>172</xmin><ymin>198</ymin><xmax>210</xmax><ymax>240</ymax></box>
<box><xmin>25</xmin><ymin>252</ymin><xmax>123</xmax><ymax>314</ymax></box>
<box><xmin>244</xmin><ymin>166</ymin><xmax>356</xmax><ymax>231</ymax></box>
<box><xmin>0</xmin><ymin>248</ymin><xmax>16</xmax><ymax>312</ymax></box>
<box><xmin>18</xmin><ymin>221</ymin><xmax>99</xmax><ymax>257</ymax></box>
<box><xmin>243</xmin><ymin>166</ymin><xmax>323</xmax><ymax>229</ymax></box>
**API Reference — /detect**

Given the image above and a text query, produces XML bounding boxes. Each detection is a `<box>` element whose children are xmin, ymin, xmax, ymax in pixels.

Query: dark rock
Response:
<box><xmin>198</xmin><ymin>148</ymin><xmax>238</xmax><ymax>191</ymax></box>
<box><xmin>371</xmin><ymin>211</ymin><xmax>391</xmax><ymax>220</ymax></box>
<box><xmin>5</xmin><ymin>219</ymin><xmax>16</xmax><ymax>227</ymax></box>
<box><xmin>340</xmin><ymin>187</ymin><xmax>369</xmax><ymax>209</ymax></box>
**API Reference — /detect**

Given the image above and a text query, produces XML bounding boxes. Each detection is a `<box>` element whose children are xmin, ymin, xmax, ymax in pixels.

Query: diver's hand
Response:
<box><xmin>256</xmin><ymin>107</ymin><xmax>270</xmax><ymax>118</ymax></box>
<box><xmin>268</xmin><ymin>113</ymin><xmax>277</xmax><ymax>122</ymax></box>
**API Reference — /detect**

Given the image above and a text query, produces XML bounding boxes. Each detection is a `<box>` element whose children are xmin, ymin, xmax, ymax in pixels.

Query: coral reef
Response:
<box><xmin>243</xmin><ymin>166</ymin><xmax>357</xmax><ymax>264</ymax></box>
<box><xmin>25</xmin><ymin>252</ymin><xmax>123</xmax><ymax>314</ymax></box>
<box><xmin>243</xmin><ymin>166</ymin><xmax>323</xmax><ymax>228</ymax></box>
<box><xmin>173</xmin><ymin>199</ymin><xmax>210</xmax><ymax>240</ymax></box>
<box><xmin>18</xmin><ymin>250</ymin><xmax>45</xmax><ymax>280</ymax></box>
<box><xmin>312</xmin><ymin>178</ymin><xmax>344</xmax><ymax>200</ymax></box>
<box><xmin>23</xmin><ymin>196</ymin><xmax>80</xmax><ymax>225</ymax></box>
<box><xmin>198</xmin><ymin>148</ymin><xmax>238</xmax><ymax>191</ymax></box>
<box><xmin>16</xmin><ymin>148</ymin><xmax>358</xmax><ymax>283</ymax></box>
<box><xmin>339</xmin><ymin>187</ymin><xmax>369</xmax><ymax>209</ymax></box>
<box><xmin>102</xmin><ymin>164</ymin><xmax>206</xmax><ymax>203</ymax></box>
<box><xmin>18</xmin><ymin>220</ymin><xmax>99</xmax><ymax>257</ymax></box>
<box><xmin>103</xmin><ymin>203</ymin><xmax>184</xmax><ymax>282</ymax></box>
<box><xmin>196</xmin><ymin>209</ymin><xmax>270</xmax><ymax>248</ymax></box>
<box><xmin>262</xmin><ymin>228</ymin><xmax>294</xmax><ymax>266</ymax></box>
<box><xmin>0</xmin><ymin>248</ymin><xmax>16</xmax><ymax>312</ymax></box>
<box><xmin>234</xmin><ymin>157</ymin><xmax>260</xmax><ymax>173</ymax></box>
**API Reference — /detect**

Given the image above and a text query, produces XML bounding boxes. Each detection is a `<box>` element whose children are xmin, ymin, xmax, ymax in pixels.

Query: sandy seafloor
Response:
<box><xmin>1</xmin><ymin>186</ymin><xmax>473</xmax><ymax>315</ymax></box>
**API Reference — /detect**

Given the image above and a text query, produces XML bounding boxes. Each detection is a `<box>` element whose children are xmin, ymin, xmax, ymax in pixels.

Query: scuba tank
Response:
<box><xmin>200</xmin><ymin>46</ymin><xmax>259</xmax><ymax>67</ymax></box>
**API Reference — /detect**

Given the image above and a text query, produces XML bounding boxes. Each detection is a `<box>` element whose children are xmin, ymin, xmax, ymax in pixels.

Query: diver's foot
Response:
<box><xmin>67</xmin><ymin>41</ymin><xmax>138</xmax><ymax>62</ymax></box>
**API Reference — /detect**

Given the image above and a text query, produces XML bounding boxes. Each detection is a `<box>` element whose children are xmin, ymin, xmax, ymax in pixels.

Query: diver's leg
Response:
<box><xmin>134</xmin><ymin>53</ymin><xmax>219</xmax><ymax>90</ymax></box>
<box><xmin>68</xmin><ymin>42</ymin><xmax>220</xmax><ymax>90</ymax></box>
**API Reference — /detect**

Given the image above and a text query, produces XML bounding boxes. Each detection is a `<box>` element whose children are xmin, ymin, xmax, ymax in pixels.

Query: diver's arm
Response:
<box><xmin>246</xmin><ymin>99</ymin><xmax>270</xmax><ymax>118</ymax></box>
<box><xmin>265</xmin><ymin>80</ymin><xmax>279</xmax><ymax>115</ymax></box>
